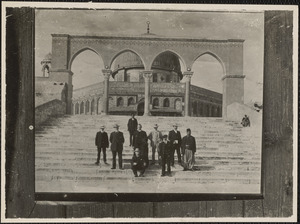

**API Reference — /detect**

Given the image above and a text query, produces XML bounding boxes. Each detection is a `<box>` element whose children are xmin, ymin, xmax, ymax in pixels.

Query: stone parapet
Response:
<box><xmin>35</xmin><ymin>99</ymin><xmax>66</xmax><ymax>126</ymax></box>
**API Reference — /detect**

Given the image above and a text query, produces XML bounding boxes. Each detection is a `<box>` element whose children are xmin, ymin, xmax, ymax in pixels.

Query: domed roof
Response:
<box><xmin>113</xmin><ymin>51</ymin><xmax>182</xmax><ymax>73</ymax></box>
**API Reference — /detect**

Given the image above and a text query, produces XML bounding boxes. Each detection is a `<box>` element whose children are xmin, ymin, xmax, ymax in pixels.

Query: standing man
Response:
<box><xmin>181</xmin><ymin>128</ymin><xmax>196</xmax><ymax>171</ymax></box>
<box><xmin>159</xmin><ymin>135</ymin><xmax>172</xmax><ymax>177</ymax></box>
<box><xmin>127</xmin><ymin>113</ymin><xmax>138</xmax><ymax>146</ymax></box>
<box><xmin>110</xmin><ymin>124</ymin><xmax>125</xmax><ymax>170</ymax></box>
<box><xmin>133</xmin><ymin>124</ymin><xmax>149</xmax><ymax>167</ymax></box>
<box><xmin>131</xmin><ymin>148</ymin><xmax>147</xmax><ymax>177</ymax></box>
<box><xmin>168</xmin><ymin>124</ymin><xmax>182</xmax><ymax>166</ymax></box>
<box><xmin>148</xmin><ymin>124</ymin><xmax>163</xmax><ymax>165</ymax></box>
<box><xmin>95</xmin><ymin>125</ymin><xmax>109</xmax><ymax>165</ymax></box>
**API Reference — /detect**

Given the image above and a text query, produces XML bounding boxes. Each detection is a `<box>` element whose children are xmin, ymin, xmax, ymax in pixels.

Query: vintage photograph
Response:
<box><xmin>34</xmin><ymin>8</ymin><xmax>264</xmax><ymax>194</ymax></box>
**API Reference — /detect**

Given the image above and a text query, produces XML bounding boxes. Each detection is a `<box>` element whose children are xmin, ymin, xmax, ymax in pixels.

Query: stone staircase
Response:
<box><xmin>35</xmin><ymin>115</ymin><xmax>262</xmax><ymax>194</ymax></box>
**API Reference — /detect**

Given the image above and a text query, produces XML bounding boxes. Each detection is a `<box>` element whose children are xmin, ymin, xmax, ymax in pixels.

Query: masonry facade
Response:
<box><xmin>49</xmin><ymin>32</ymin><xmax>244</xmax><ymax>117</ymax></box>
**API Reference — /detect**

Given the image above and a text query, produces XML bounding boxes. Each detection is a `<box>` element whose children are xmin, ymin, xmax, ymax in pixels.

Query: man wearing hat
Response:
<box><xmin>168</xmin><ymin>123</ymin><xmax>182</xmax><ymax>166</ymax></box>
<box><xmin>110</xmin><ymin>124</ymin><xmax>125</xmax><ymax>169</ymax></box>
<box><xmin>131</xmin><ymin>148</ymin><xmax>147</xmax><ymax>177</ymax></box>
<box><xmin>95</xmin><ymin>125</ymin><xmax>109</xmax><ymax>165</ymax></box>
<box><xmin>148</xmin><ymin>124</ymin><xmax>163</xmax><ymax>165</ymax></box>
<box><xmin>133</xmin><ymin>124</ymin><xmax>149</xmax><ymax>167</ymax></box>
<box><xmin>158</xmin><ymin>135</ymin><xmax>172</xmax><ymax>177</ymax></box>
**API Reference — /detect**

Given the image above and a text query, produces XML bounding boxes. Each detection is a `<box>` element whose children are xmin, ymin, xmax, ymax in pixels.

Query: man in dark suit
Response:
<box><xmin>168</xmin><ymin>123</ymin><xmax>182</xmax><ymax>166</ymax></box>
<box><xmin>133</xmin><ymin>124</ymin><xmax>149</xmax><ymax>167</ymax></box>
<box><xmin>110</xmin><ymin>124</ymin><xmax>125</xmax><ymax>169</ymax></box>
<box><xmin>158</xmin><ymin>135</ymin><xmax>172</xmax><ymax>177</ymax></box>
<box><xmin>95</xmin><ymin>125</ymin><xmax>109</xmax><ymax>165</ymax></box>
<box><xmin>131</xmin><ymin>148</ymin><xmax>147</xmax><ymax>177</ymax></box>
<box><xmin>127</xmin><ymin>113</ymin><xmax>138</xmax><ymax>146</ymax></box>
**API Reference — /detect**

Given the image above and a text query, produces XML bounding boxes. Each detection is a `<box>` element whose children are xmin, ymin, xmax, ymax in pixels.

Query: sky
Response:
<box><xmin>35</xmin><ymin>9</ymin><xmax>264</xmax><ymax>103</ymax></box>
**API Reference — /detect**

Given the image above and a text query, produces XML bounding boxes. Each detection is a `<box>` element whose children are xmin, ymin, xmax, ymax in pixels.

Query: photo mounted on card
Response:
<box><xmin>35</xmin><ymin>6</ymin><xmax>264</xmax><ymax>200</ymax></box>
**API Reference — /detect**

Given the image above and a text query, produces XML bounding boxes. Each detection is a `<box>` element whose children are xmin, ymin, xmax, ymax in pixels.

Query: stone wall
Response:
<box><xmin>227</xmin><ymin>102</ymin><xmax>262</xmax><ymax>126</ymax></box>
<box><xmin>35</xmin><ymin>99</ymin><xmax>66</xmax><ymax>126</ymax></box>
<box><xmin>35</xmin><ymin>78</ymin><xmax>67</xmax><ymax>107</ymax></box>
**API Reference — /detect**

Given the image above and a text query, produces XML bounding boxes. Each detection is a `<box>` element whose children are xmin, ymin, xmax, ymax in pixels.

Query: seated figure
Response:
<box><xmin>241</xmin><ymin>115</ymin><xmax>251</xmax><ymax>127</ymax></box>
<box><xmin>131</xmin><ymin>148</ymin><xmax>147</xmax><ymax>177</ymax></box>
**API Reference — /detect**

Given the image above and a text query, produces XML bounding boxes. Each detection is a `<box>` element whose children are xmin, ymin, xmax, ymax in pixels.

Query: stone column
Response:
<box><xmin>83</xmin><ymin>101</ymin><xmax>86</xmax><ymax>115</ymax></box>
<box><xmin>89</xmin><ymin>99</ymin><xmax>92</xmax><ymax>115</ymax></box>
<box><xmin>142</xmin><ymin>70</ymin><xmax>153</xmax><ymax>116</ymax></box>
<box><xmin>102</xmin><ymin>69</ymin><xmax>112</xmax><ymax>115</ymax></box>
<box><xmin>222</xmin><ymin>75</ymin><xmax>245</xmax><ymax>118</ymax></box>
<box><xmin>73</xmin><ymin>103</ymin><xmax>76</xmax><ymax>115</ymax></box>
<box><xmin>183</xmin><ymin>71</ymin><xmax>193</xmax><ymax>117</ymax></box>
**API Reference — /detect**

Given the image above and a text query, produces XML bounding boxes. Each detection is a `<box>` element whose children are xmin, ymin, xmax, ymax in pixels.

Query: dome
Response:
<box><xmin>112</xmin><ymin>51</ymin><xmax>182</xmax><ymax>74</ymax></box>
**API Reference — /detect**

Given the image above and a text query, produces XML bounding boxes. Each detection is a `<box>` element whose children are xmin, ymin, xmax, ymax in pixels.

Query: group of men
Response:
<box><xmin>95</xmin><ymin>113</ymin><xmax>197</xmax><ymax>177</ymax></box>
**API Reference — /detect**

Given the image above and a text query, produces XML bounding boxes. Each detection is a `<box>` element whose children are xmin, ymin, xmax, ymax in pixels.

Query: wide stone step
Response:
<box><xmin>36</xmin><ymin>173</ymin><xmax>260</xmax><ymax>185</ymax></box>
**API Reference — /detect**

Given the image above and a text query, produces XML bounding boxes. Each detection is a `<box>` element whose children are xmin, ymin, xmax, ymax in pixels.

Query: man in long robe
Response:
<box><xmin>133</xmin><ymin>124</ymin><xmax>149</xmax><ymax>167</ymax></box>
<box><xmin>181</xmin><ymin>128</ymin><xmax>196</xmax><ymax>171</ymax></box>
<box><xmin>127</xmin><ymin>113</ymin><xmax>138</xmax><ymax>146</ymax></box>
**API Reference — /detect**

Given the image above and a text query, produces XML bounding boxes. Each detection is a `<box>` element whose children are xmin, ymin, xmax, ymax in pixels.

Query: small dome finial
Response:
<box><xmin>146</xmin><ymin>21</ymin><xmax>150</xmax><ymax>34</ymax></box>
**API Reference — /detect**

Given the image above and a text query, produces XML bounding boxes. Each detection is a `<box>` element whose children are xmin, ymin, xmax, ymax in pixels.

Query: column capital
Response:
<box><xmin>142</xmin><ymin>70</ymin><xmax>153</xmax><ymax>79</ymax></box>
<box><xmin>183</xmin><ymin>71</ymin><xmax>193</xmax><ymax>81</ymax></box>
<box><xmin>221</xmin><ymin>74</ymin><xmax>245</xmax><ymax>81</ymax></box>
<box><xmin>102</xmin><ymin>69</ymin><xmax>112</xmax><ymax>79</ymax></box>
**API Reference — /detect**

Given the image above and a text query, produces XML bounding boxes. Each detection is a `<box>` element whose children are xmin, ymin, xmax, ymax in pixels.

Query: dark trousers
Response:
<box><xmin>112</xmin><ymin>150</ymin><xmax>123</xmax><ymax>168</ymax></box>
<box><xmin>141</xmin><ymin>147</ymin><xmax>149</xmax><ymax>167</ymax></box>
<box><xmin>96</xmin><ymin>147</ymin><xmax>106</xmax><ymax>163</ymax></box>
<box><xmin>129</xmin><ymin>131</ymin><xmax>135</xmax><ymax>146</ymax></box>
<box><xmin>161</xmin><ymin>156</ymin><xmax>171</xmax><ymax>175</ymax></box>
<box><xmin>171</xmin><ymin>144</ymin><xmax>181</xmax><ymax>165</ymax></box>
<box><xmin>131</xmin><ymin>164</ymin><xmax>146</xmax><ymax>176</ymax></box>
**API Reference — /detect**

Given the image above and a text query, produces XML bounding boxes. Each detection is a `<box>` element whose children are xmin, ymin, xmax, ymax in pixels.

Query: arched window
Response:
<box><xmin>85</xmin><ymin>101</ymin><xmax>90</xmax><ymax>113</ymax></box>
<box><xmin>97</xmin><ymin>97</ymin><xmax>102</xmax><ymax>114</ymax></box>
<box><xmin>80</xmin><ymin>102</ymin><xmax>84</xmax><ymax>114</ymax></box>
<box><xmin>128</xmin><ymin>97</ymin><xmax>135</xmax><ymax>106</ymax></box>
<box><xmin>153</xmin><ymin>73</ymin><xmax>158</xmax><ymax>82</ymax></box>
<box><xmin>163</xmin><ymin>98</ymin><xmax>170</xmax><ymax>107</ymax></box>
<box><xmin>75</xmin><ymin>103</ymin><xmax>79</xmax><ymax>114</ymax></box>
<box><xmin>153</xmin><ymin>98</ymin><xmax>159</xmax><ymax>108</ymax></box>
<box><xmin>117</xmin><ymin>97</ymin><xmax>124</xmax><ymax>107</ymax></box>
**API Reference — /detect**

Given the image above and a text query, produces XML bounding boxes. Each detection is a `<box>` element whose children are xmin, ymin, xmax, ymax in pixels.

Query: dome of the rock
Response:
<box><xmin>112</xmin><ymin>51</ymin><xmax>183</xmax><ymax>82</ymax></box>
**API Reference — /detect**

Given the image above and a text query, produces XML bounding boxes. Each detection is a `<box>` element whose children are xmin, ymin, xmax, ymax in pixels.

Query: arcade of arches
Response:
<box><xmin>49</xmin><ymin>33</ymin><xmax>245</xmax><ymax>117</ymax></box>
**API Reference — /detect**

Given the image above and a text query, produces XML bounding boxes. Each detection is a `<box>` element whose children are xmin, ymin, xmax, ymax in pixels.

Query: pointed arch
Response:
<box><xmin>128</xmin><ymin>97</ymin><xmax>135</xmax><ymax>106</ymax></box>
<box><xmin>150</xmin><ymin>50</ymin><xmax>187</xmax><ymax>71</ymax></box>
<box><xmin>191</xmin><ymin>51</ymin><xmax>226</xmax><ymax>76</ymax></box>
<box><xmin>153</xmin><ymin>98</ymin><xmax>159</xmax><ymax>108</ymax></box>
<box><xmin>75</xmin><ymin>102</ymin><xmax>79</xmax><ymax>114</ymax></box>
<box><xmin>68</xmin><ymin>47</ymin><xmax>104</xmax><ymax>69</ymax></box>
<box><xmin>109</xmin><ymin>49</ymin><xmax>146</xmax><ymax>69</ymax></box>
